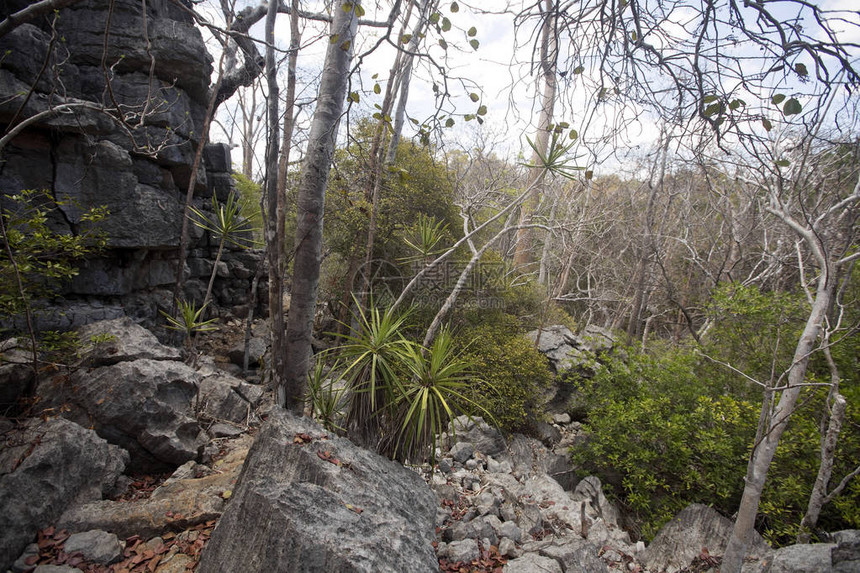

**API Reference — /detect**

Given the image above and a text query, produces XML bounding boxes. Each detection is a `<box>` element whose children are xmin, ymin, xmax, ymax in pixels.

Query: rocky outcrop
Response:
<box><xmin>0</xmin><ymin>1</ymin><xmax>262</xmax><ymax>330</ymax></box>
<box><xmin>640</xmin><ymin>503</ymin><xmax>772</xmax><ymax>573</ymax></box>
<box><xmin>36</xmin><ymin>318</ymin><xmax>262</xmax><ymax>471</ymax></box>
<box><xmin>197</xmin><ymin>409</ymin><xmax>439</xmax><ymax>573</ymax></box>
<box><xmin>0</xmin><ymin>417</ymin><xmax>128</xmax><ymax>571</ymax></box>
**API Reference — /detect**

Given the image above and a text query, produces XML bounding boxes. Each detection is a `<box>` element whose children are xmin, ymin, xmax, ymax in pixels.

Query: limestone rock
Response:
<box><xmin>503</xmin><ymin>552</ymin><xmax>563</xmax><ymax>573</ymax></box>
<box><xmin>640</xmin><ymin>504</ymin><xmax>772</xmax><ymax>573</ymax></box>
<box><xmin>197</xmin><ymin>409</ymin><xmax>438</xmax><ymax>573</ymax></box>
<box><xmin>768</xmin><ymin>543</ymin><xmax>834</xmax><ymax>573</ymax></box>
<box><xmin>0</xmin><ymin>418</ymin><xmax>128</xmax><ymax>571</ymax></box>
<box><xmin>63</xmin><ymin>530</ymin><xmax>122</xmax><ymax>564</ymax></box>
<box><xmin>77</xmin><ymin>317</ymin><xmax>181</xmax><ymax>366</ymax></box>
<box><xmin>37</xmin><ymin>358</ymin><xmax>204</xmax><ymax>470</ymax></box>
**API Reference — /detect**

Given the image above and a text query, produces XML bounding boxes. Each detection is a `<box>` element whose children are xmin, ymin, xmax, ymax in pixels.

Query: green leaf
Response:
<box><xmin>573</xmin><ymin>65</ymin><xmax>584</xmax><ymax>75</ymax></box>
<box><xmin>441</xmin><ymin>17</ymin><xmax>451</xmax><ymax>32</ymax></box>
<box><xmin>373</xmin><ymin>84</ymin><xmax>381</xmax><ymax>94</ymax></box>
<box><xmin>771</xmin><ymin>93</ymin><xmax>786</xmax><ymax>105</ymax></box>
<box><xmin>469</xmin><ymin>39</ymin><xmax>479</xmax><ymax>50</ymax></box>
<box><xmin>703</xmin><ymin>95</ymin><xmax>720</xmax><ymax>104</ymax></box>
<box><xmin>340</xmin><ymin>40</ymin><xmax>351</xmax><ymax>51</ymax></box>
<box><xmin>585</xmin><ymin>170</ymin><xmax>594</xmax><ymax>180</ymax></box>
<box><xmin>729</xmin><ymin>99</ymin><xmax>745</xmax><ymax>111</ymax></box>
<box><xmin>704</xmin><ymin>102</ymin><xmax>722</xmax><ymax>116</ymax></box>
<box><xmin>429</xmin><ymin>12</ymin><xmax>440</xmax><ymax>24</ymax></box>
<box><xmin>348</xmin><ymin>91</ymin><xmax>360</xmax><ymax>103</ymax></box>
<box><xmin>569</xmin><ymin>129</ymin><xmax>578</xmax><ymax>140</ymax></box>
<box><xmin>450</xmin><ymin>2</ymin><xmax>459</xmax><ymax>12</ymax></box>
<box><xmin>445</xmin><ymin>118</ymin><xmax>455</xmax><ymax>127</ymax></box>
<box><xmin>355</xmin><ymin>4</ymin><xmax>365</xmax><ymax>17</ymax></box>
<box><xmin>761</xmin><ymin>117</ymin><xmax>773</xmax><ymax>131</ymax></box>
<box><xmin>469</xmin><ymin>92</ymin><xmax>479</xmax><ymax>102</ymax></box>
<box><xmin>330</xmin><ymin>34</ymin><xmax>340</xmax><ymax>44</ymax></box>
<box><xmin>795</xmin><ymin>63</ymin><xmax>808</xmax><ymax>76</ymax></box>
<box><xmin>372</xmin><ymin>73</ymin><xmax>379</xmax><ymax>79</ymax></box>
<box><xmin>467</xmin><ymin>26</ymin><xmax>477</xmax><ymax>37</ymax></box>
<box><xmin>775</xmin><ymin>159</ymin><xmax>790</xmax><ymax>167</ymax></box>
<box><xmin>438</xmin><ymin>38</ymin><xmax>448</xmax><ymax>49</ymax></box>
<box><xmin>783</xmin><ymin>98</ymin><xmax>802</xmax><ymax>116</ymax></box>
<box><xmin>401</xmin><ymin>34</ymin><xmax>412</xmax><ymax>44</ymax></box>
<box><xmin>631</xmin><ymin>31</ymin><xmax>637</xmax><ymax>41</ymax></box>
<box><xmin>477</xmin><ymin>105</ymin><xmax>487</xmax><ymax>116</ymax></box>
<box><xmin>464</xmin><ymin>114</ymin><xmax>475</xmax><ymax>121</ymax></box>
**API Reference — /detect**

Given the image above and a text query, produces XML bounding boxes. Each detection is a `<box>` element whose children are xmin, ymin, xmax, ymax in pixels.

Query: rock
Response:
<box><xmin>227</xmin><ymin>336</ymin><xmax>269</xmax><ymax>368</ymax></box>
<box><xmin>197</xmin><ymin>372</ymin><xmax>262</xmax><ymax>426</ymax></box>
<box><xmin>833</xmin><ymin>530</ymin><xmax>860</xmax><ymax>573</ymax></box>
<box><xmin>506</xmin><ymin>434</ymin><xmax>577</xmax><ymax>490</ymax></box>
<box><xmin>442</xmin><ymin>539</ymin><xmax>480</xmax><ymax>564</ymax></box>
<box><xmin>76</xmin><ymin>317</ymin><xmax>182</xmax><ymax>366</ymax></box>
<box><xmin>536</xmin><ymin>539</ymin><xmax>609</xmax><ymax>573</ymax></box>
<box><xmin>768</xmin><ymin>543</ymin><xmax>835</xmax><ymax>573</ymax></box>
<box><xmin>449</xmin><ymin>416</ymin><xmax>507</xmax><ymax>457</ymax></box>
<box><xmin>503</xmin><ymin>552</ymin><xmax>563</xmax><ymax>573</ymax></box>
<box><xmin>552</xmin><ymin>413</ymin><xmax>571</xmax><ymax>425</ymax></box>
<box><xmin>525</xmin><ymin>325</ymin><xmax>585</xmax><ymax>373</ymax></box>
<box><xmin>580</xmin><ymin>325</ymin><xmax>615</xmax><ymax>353</ymax></box>
<box><xmin>33</xmin><ymin>566</ymin><xmax>84</xmax><ymax>573</ymax></box>
<box><xmin>37</xmin><ymin>358</ymin><xmax>204</xmax><ymax>470</ymax></box>
<box><xmin>0</xmin><ymin>418</ymin><xmax>128</xmax><ymax>572</ymax></box>
<box><xmin>58</xmin><ymin>435</ymin><xmax>248</xmax><ymax>539</ymax></box>
<box><xmin>450</xmin><ymin>441</ymin><xmax>476</xmax><ymax>464</ymax></box>
<box><xmin>499</xmin><ymin>537</ymin><xmax>519</xmax><ymax>558</ymax></box>
<box><xmin>0</xmin><ymin>339</ymin><xmax>35</xmax><ymax>409</ymax></box>
<box><xmin>571</xmin><ymin>476</ymin><xmax>620</xmax><ymax>528</ymax></box>
<box><xmin>208</xmin><ymin>422</ymin><xmax>244</xmax><ymax>438</ymax></box>
<box><xmin>499</xmin><ymin>521</ymin><xmax>523</xmax><ymax>543</ymax></box>
<box><xmin>63</xmin><ymin>530</ymin><xmax>122</xmax><ymax>564</ymax></box>
<box><xmin>11</xmin><ymin>543</ymin><xmax>38</xmax><ymax>573</ymax></box>
<box><xmin>197</xmin><ymin>409</ymin><xmax>438</xmax><ymax>573</ymax></box>
<box><xmin>532</xmin><ymin>420</ymin><xmax>562</xmax><ymax>447</ymax></box>
<box><xmin>640</xmin><ymin>504</ymin><xmax>772</xmax><ymax>573</ymax></box>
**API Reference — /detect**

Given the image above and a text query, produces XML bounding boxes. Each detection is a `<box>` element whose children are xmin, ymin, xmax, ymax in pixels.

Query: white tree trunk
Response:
<box><xmin>280</xmin><ymin>0</ymin><xmax>360</xmax><ymax>410</ymax></box>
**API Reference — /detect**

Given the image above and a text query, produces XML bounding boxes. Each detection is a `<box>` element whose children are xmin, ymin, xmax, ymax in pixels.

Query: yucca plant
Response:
<box><xmin>160</xmin><ymin>299</ymin><xmax>218</xmax><ymax>364</ymax></box>
<box><xmin>401</xmin><ymin>214</ymin><xmax>449</xmax><ymax>263</ymax></box>
<box><xmin>338</xmin><ymin>300</ymin><xmax>414</xmax><ymax>449</ymax></box>
<box><xmin>389</xmin><ymin>328</ymin><xmax>492</xmax><ymax>464</ymax></box>
<box><xmin>306</xmin><ymin>352</ymin><xmax>347</xmax><ymax>433</ymax></box>
<box><xmin>188</xmin><ymin>192</ymin><xmax>258</xmax><ymax>312</ymax></box>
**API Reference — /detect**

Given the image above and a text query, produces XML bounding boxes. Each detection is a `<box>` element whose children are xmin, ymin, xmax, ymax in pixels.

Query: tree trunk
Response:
<box><xmin>513</xmin><ymin>0</ymin><xmax>557</xmax><ymax>267</ymax></box>
<box><xmin>263</xmin><ymin>0</ymin><xmax>287</xmax><ymax>397</ymax></box>
<box><xmin>721</xmin><ymin>268</ymin><xmax>835</xmax><ymax>572</ymax></box>
<box><xmin>280</xmin><ymin>0</ymin><xmax>360</xmax><ymax>410</ymax></box>
<box><xmin>797</xmin><ymin>392</ymin><xmax>846</xmax><ymax>543</ymax></box>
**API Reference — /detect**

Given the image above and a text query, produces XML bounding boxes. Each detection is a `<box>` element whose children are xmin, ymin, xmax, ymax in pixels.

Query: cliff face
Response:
<box><xmin>0</xmin><ymin>0</ymin><xmax>260</xmax><ymax>329</ymax></box>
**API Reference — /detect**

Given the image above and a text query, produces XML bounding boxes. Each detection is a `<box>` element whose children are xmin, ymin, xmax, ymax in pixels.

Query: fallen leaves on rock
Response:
<box><xmin>28</xmin><ymin>519</ymin><xmax>218</xmax><ymax>573</ymax></box>
<box><xmin>113</xmin><ymin>473</ymin><xmax>171</xmax><ymax>502</ymax></box>
<box><xmin>438</xmin><ymin>544</ymin><xmax>507</xmax><ymax>573</ymax></box>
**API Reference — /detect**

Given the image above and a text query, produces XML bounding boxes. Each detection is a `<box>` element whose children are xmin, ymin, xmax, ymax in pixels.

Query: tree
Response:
<box><xmin>279</xmin><ymin>0</ymin><xmax>363</xmax><ymax>410</ymax></box>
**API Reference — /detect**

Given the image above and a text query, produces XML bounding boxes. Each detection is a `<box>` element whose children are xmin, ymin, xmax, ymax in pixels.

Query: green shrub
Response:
<box><xmin>571</xmin><ymin>345</ymin><xmax>758</xmax><ymax>541</ymax></box>
<box><xmin>458</xmin><ymin>315</ymin><xmax>554</xmax><ymax>432</ymax></box>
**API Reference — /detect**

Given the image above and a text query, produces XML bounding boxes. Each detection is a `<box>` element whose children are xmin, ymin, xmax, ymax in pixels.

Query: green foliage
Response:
<box><xmin>571</xmin><ymin>344</ymin><xmax>758</xmax><ymax>541</ymax></box>
<box><xmin>306</xmin><ymin>354</ymin><xmax>347</xmax><ymax>433</ymax></box>
<box><xmin>188</xmin><ymin>192</ymin><xmax>258</xmax><ymax>250</ymax></box>
<box><xmin>334</xmin><ymin>301</ymin><xmax>486</xmax><ymax>463</ymax></box>
<box><xmin>160</xmin><ymin>300</ymin><xmax>218</xmax><ymax>339</ymax></box>
<box><xmin>230</xmin><ymin>173</ymin><xmax>263</xmax><ymax>241</ymax></box>
<box><xmin>458</xmin><ymin>315</ymin><xmax>554</xmax><ymax>432</ymax></box>
<box><xmin>0</xmin><ymin>189</ymin><xmax>107</xmax><ymax>322</ymax></box>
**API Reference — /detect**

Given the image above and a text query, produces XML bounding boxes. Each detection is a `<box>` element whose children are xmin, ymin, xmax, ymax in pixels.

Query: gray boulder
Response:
<box><xmin>197</xmin><ymin>409</ymin><xmax>438</xmax><ymax>573</ymax></box>
<box><xmin>833</xmin><ymin>529</ymin><xmax>860</xmax><ymax>573</ymax></box>
<box><xmin>503</xmin><ymin>553</ymin><xmax>563</xmax><ymax>573</ymax></box>
<box><xmin>63</xmin><ymin>530</ymin><xmax>122</xmax><ymax>564</ymax></box>
<box><xmin>0</xmin><ymin>418</ymin><xmax>128</xmax><ymax>571</ymax></box>
<box><xmin>526</xmin><ymin>325</ymin><xmax>584</xmax><ymax>373</ymax></box>
<box><xmin>447</xmin><ymin>415</ymin><xmax>507</xmax><ymax>457</ymax></box>
<box><xmin>38</xmin><ymin>358</ymin><xmax>204</xmax><ymax>470</ymax></box>
<box><xmin>536</xmin><ymin>538</ymin><xmax>609</xmax><ymax>573</ymax></box>
<box><xmin>0</xmin><ymin>339</ymin><xmax>35</xmax><ymax>409</ymax></box>
<box><xmin>76</xmin><ymin>317</ymin><xmax>181</xmax><ymax>366</ymax></box>
<box><xmin>768</xmin><ymin>543</ymin><xmax>834</xmax><ymax>573</ymax></box>
<box><xmin>640</xmin><ymin>504</ymin><xmax>772</xmax><ymax>573</ymax></box>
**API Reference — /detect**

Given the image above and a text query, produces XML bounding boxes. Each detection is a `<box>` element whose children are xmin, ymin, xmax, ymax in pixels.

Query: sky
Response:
<box><xmin>205</xmin><ymin>0</ymin><xmax>860</xmax><ymax>178</ymax></box>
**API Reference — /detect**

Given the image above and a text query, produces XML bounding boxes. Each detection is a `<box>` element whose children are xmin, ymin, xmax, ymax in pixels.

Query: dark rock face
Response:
<box><xmin>0</xmin><ymin>417</ymin><xmax>128</xmax><ymax>571</ymax></box>
<box><xmin>197</xmin><ymin>409</ymin><xmax>439</xmax><ymax>573</ymax></box>
<box><xmin>0</xmin><ymin>1</ymin><xmax>262</xmax><ymax>330</ymax></box>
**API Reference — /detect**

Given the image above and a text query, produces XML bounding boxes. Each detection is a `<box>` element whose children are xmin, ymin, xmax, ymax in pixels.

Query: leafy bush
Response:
<box><xmin>458</xmin><ymin>315</ymin><xmax>554</xmax><ymax>433</ymax></box>
<box><xmin>571</xmin><ymin>344</ymin><xmax>758</xmax><ymax>541</ymax></box>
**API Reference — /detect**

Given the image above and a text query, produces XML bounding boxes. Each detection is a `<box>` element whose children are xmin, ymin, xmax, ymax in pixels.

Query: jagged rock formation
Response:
<box><xmin>0</xmin><ymin>0</ymin><xmax>261</xmax><ymax>330</ymax></box>
<box><xmin>197</xmin><ymin>409</ymin><xmax>440</xmax><ymax>573</ymax></box>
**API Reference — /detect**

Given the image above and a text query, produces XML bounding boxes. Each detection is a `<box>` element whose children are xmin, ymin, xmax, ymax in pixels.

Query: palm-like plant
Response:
<box><xmin>402</xmin><ymin>214</ymin><xmax>449</xmax><ymax>263</ymax></box>
<box><xmin>188</xmin><ymin>193</ymin><xmax>258</xmax><ymax>311</ymax></box>
<box><xmin>160</xmin><ymin>299</ymin><xmax>218</xmax><ymax>363</ymax></box>
<box><xmin>338</xmin><ymin>300</ymin><xmax>414</xmax><ymax>448</ymax></box>
<box><xmin>390</xmin><ymin>328</ymin><xmax>491</xmax><ymax>464</ymax></box>
<box><xmin>306</xmin><ymin>352</ymin><xmax>347</xmax><ymax>433</ymax></box>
